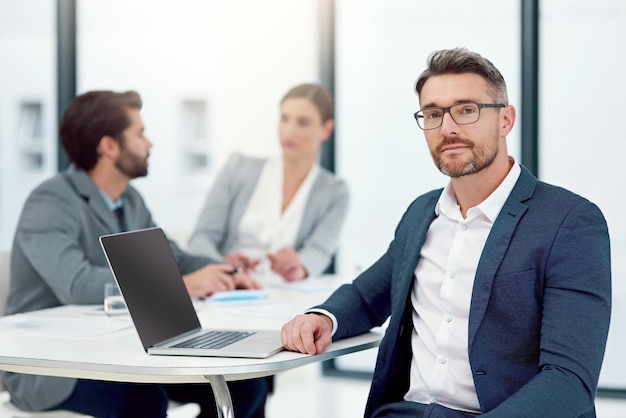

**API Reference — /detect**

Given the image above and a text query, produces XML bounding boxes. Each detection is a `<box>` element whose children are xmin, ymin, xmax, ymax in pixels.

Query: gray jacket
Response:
<box><xmin>187</xmin><ymin>153</ymin><xmax>350</xmax><ymax>277</ymax></box>
<box><xmin>1</xmin><ymin>165</ymin><xmax>213</xmax><ymax>411</ymax></box>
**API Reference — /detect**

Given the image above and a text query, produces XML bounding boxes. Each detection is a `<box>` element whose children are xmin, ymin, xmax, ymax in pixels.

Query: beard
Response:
<box><xmin>115</xmin><ymin>147</ymin><xmax>149</xmax><ymax>179</ymax></box>
<box><xmin>431</xmin><ymin>134</ymin><xmax>499</xmax><ymax>178</ymax></box>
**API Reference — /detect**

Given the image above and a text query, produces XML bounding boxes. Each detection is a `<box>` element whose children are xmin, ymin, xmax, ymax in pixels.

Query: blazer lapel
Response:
<box><xmin>376</xmin><ymin>191</ymin><xmax>440</xmax><ymax>406</ymax></box>
<box><xmin>468</xmin><ymin>167</ymin><xmax>536</xmax><ymax>347</ymax></box>
<box><xmin>398</xmin><ymin>192</ymin><xmax>440</xmax><ymax>297</ymax></box>
<box><xmin>384</xmin><ymin>190</ymin><xmax>441</xmax><ymax>361</ymax></box>
<box><xmin>64</xmin><ymin>166</ymin><xmax>119</xmax><ymax>232</ymax></box>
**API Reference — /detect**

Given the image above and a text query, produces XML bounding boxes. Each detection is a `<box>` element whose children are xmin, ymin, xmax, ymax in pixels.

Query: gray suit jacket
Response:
<box><xmin>318</xmin><ymin>166</ymin><xmax>611</xmax><ymax>417</ymax></box>
<box><xmin>187</xmin><ymin>153</ymin><xmax>349</xmax><ymax>277</ymax></box>
<box><xmin>1</xmin><ymin>165</ymin><xmax>213</xmax><ymax>411</ymax></box>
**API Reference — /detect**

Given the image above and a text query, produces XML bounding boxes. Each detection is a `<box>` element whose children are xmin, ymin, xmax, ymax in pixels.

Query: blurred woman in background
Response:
<box><xmin>188</xmin><ymin>83</ymin><xmax>349</xmax><ymax>282</ymax></box>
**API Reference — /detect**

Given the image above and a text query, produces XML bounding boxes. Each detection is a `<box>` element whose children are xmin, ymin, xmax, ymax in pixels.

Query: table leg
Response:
<box><xmin>205</xmin><ymin>375</ymin><xmax>234</xmax><ymax>418</ymax></box>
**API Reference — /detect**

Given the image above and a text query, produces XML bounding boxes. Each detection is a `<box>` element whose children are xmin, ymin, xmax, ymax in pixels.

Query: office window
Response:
<box><xmin>335</xmin><ymin>0</ymin><xmax>520</xmax><ymax>275</ymax></box>
<box><xmin>540</xmin><ymin>0</ymin><xmax>626</xmax><ymax>390</ymax></box>
<box><xmin>17</xmin><ymin>101</ymin><xmax>45</xmax><ymax>171</ymax></box>
<box><xmin>180</xmin><ymin>99</ymin><xmax>210</xmax><ymax>174</ymax></box>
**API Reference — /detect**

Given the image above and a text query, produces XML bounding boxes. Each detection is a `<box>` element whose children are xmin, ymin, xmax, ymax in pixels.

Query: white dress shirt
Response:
<box><xmin>403</xmin><ymin>161</ymin><xmax>521</xmax><ymax>413</ymax></box>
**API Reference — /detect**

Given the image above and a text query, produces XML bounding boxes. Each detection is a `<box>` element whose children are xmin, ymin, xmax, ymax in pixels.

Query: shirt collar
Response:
<box><xmin>98</xmin><ymin>190</ymin><xmax>124</xmax><ymax>211</ymax></box>
<box><xmin>435</xmin><ymin>157</ymin><xmax>521</xmax><ymax>223</ymax></box>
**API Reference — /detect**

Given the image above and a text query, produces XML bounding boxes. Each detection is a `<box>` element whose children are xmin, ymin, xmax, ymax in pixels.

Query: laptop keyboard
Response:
<box><xmin>173</xmin><ymin>330</ymin><xmax>255</xmax><ymax>350</ymax></box>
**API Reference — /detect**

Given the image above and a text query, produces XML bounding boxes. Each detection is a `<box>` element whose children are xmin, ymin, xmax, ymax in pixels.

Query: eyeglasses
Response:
<box><xmin>413</xmin><ymin>102</ymin><xmax>505</xmax><ymax>130</ymax></box>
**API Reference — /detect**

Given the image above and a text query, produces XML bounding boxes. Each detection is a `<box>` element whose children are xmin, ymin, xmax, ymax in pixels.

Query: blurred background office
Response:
<box><xmin>1</xmin><ymin>0</ymin><xmax>624</xmax><ymax>416</ymax></box>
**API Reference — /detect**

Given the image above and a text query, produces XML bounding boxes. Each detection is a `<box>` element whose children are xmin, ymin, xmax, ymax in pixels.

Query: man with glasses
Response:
<box><xmin>282</xmin><ymin>48</ymin><xmax>611</xmax><ymax>417</ymax></box>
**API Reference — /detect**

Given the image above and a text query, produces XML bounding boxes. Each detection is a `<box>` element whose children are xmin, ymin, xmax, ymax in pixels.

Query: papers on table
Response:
<box><xmin>268</xmin><ymin>276</ymin><xmax>347</xmax><ymax>293</ymax></box>
<box><xmin>0</xmin><ymin>313</ymin><xmax>132</xmax><ymax>337</ymax></box>
<box><xmin>214</xmin><ymin>301</ymin><xmax>305</xmax><ymax>321</ymax></box>
<box><xmin>207</xmin><ymin>289</ymin><xmax>269</xmax><ymax>302</ymax></box>
<box><xmin>204</xmin><ymin>291</ymin><xmax>302</xmax><ymax>320</ymax></box>
<box><xmin>204</xmin><ymin>276</ymin><xmax>347</xmax><ymax>320</ymax></box>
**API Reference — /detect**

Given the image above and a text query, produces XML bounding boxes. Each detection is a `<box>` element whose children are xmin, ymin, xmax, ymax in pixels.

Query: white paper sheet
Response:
<box><xmin>0</xmin><ymin>314</ymin><xmax>132</xmax><ymax>337</ymax></box>
<box><xmin>215</xmin><ymin>301</ymin><xmax>305</xmax><ymax>321</ymax></box>
<box><xmin>268</xmin><ymin>278</ymin><xmax>345</xmax><ymax>293</ymax></box>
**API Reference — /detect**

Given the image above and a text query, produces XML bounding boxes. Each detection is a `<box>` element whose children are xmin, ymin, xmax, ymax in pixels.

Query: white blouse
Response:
<box><xmin>233</xmin><ymin>157</ymin><xmax>320</xmax><ymax>264</ymax></box>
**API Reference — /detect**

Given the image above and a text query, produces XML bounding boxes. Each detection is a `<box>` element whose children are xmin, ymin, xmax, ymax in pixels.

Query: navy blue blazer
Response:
<box><xmin>319</xmin><ymin>166</ymin><xmax>611</xmax><ymax>417</ymax></box>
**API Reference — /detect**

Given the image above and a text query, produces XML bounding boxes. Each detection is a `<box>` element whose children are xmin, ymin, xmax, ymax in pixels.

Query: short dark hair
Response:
<box><xmin>415</xmin><ymin>48</ymin><xmax>508</xmax><ymax>104</ymax></box>
<box><xmin>60</xmin><ymin>90</ymin><xmax>142</xmax><ymax>171</ymax></box>
<box><xmin>280</xmin><ymin>83</ymin><xmax>334</xmax><ymax>123</ymax></box>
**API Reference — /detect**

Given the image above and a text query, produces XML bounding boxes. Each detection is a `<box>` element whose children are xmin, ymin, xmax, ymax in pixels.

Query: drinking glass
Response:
<box><xmin>104</xmin><ymin>282</ymin><xmax>127</xmax><ymax>316</ymax></box>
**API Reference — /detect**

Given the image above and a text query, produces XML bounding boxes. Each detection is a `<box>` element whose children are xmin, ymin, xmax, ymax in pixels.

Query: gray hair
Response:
<box><xmin>415</xmin><ymin>48</ymin><xmax>508</xmax><ymax>104</ymax></box>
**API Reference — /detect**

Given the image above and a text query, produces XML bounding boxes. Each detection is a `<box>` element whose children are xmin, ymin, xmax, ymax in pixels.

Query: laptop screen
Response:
<box><xmin>100</xmin><ymin>228</ymin><xmax>201</xmax><ymax>350</ymax></box>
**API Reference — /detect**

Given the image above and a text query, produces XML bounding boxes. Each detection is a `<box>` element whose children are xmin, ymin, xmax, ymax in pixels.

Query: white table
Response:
<box><xmin>0</xmin><ymin>277</ymin><xmax>381</xmax><ymax>417</ymax></box>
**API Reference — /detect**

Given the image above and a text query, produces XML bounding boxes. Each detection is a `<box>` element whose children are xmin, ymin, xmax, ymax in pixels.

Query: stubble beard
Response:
<box><xmin>116</xmin><ymin>149</ymin><xmax>149</xmax><ymax>179</ymax></box>
<box><xmin>433</xmin><ymin>135</ymin><xmax>499</xmax><ymax>178</ymax></box>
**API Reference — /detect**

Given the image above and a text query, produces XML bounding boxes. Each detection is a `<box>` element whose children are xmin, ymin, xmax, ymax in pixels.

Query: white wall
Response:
<box><xmin>0</xmin><ymin>0</ymin><xmax>57</xmax><ymax>249</ymax></box>
<box><xmin>77</xmin><ymin>0</ymin><xmax>320</xmax><ymax>238</ymax></box>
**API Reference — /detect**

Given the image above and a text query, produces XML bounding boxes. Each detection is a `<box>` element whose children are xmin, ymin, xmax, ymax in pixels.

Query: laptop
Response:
<box><xmin>99</xmin><ymin>227</ymin><xmax>284</xmax><ymax>358</ymax></box>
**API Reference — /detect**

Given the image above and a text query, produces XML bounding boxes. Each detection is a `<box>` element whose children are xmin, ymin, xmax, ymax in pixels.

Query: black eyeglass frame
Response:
<box><xmin>413</xmin><ymin>103</ymin><xmax>506</xmax><ymax>130</ymax></box>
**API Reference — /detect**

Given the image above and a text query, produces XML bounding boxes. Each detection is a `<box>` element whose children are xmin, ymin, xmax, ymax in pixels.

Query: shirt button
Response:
<box><xmin>445</xmin><ymin>315</ymin><xmax>452</xmax><ymax>322</ymax></box>
<box><xmin>449</xmin><ymin>272</ymin><xmax>456</xmax><ymax>279</ymax></box>
<box><xmin>438</xmin><ymin>356</ymin><xmax>447</xmax><ymax>364</ymax></box>
<box><xmin>459</xmin><ymin>223</ymin><xmax>467</xmax><ymax>231</ymax></box>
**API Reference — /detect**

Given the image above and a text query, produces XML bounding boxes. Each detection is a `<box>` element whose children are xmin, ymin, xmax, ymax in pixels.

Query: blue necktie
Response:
<box><xmin>113</xmin><ymin>206</ymin><xmax>127</xmax><ymax>232</ymax></box>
